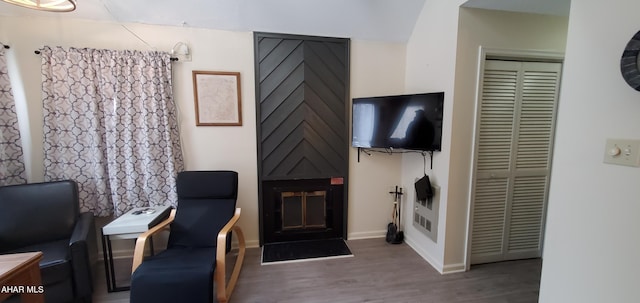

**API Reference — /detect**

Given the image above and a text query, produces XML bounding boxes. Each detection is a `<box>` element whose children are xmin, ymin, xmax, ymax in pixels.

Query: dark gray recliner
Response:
<box><xmin>0</xmin><ymin>180</ymin><xmax>96</xmax><ymax>303</ymax></box>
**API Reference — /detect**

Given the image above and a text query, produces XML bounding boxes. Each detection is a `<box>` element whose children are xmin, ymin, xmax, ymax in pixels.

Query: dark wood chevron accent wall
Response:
<box><xmin>254</xmin><ymin>32</ymin><xmax>350</xmax><ymax>245</ymax></box>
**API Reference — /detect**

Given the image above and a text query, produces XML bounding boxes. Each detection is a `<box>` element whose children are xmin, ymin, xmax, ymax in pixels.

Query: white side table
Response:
<box><xmin>101</xmin><ymin>205</ymin><xmax>172</xmax><ymax>292</ymax></box>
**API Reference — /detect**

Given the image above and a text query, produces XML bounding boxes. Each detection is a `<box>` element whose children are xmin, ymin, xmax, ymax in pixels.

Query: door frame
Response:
<box><xmin>464</xmin><ymin>47</ymin><xmax>564</xmax><ymax>270</ymax></box>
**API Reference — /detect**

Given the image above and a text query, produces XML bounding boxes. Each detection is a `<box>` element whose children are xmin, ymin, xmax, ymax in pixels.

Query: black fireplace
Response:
<box><xmin>254</xmin><ymin>33</ymin><xmax>350</xmax><ymax>246</ymax></box>
<box><xmin>261</xmin><ymin>178</ymin><xmax>345</xmax><ymax>244</ymax></box>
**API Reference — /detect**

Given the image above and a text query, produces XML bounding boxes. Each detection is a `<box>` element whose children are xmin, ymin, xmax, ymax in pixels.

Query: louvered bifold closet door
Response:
<box><xmin>471</xmin><ymin>60</ymin><xmax>561</xmax><ymax>264</ymax></box>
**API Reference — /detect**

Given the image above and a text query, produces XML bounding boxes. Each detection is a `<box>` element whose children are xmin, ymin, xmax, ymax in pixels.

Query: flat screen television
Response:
<box><xmin>351</xmin><ymin>92</ymin><xmax>444</xmax><ymax>151</ymax></box>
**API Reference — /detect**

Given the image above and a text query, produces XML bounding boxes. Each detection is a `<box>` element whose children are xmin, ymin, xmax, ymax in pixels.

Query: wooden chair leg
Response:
<box><xmin>215</xmin><ymin>226</ymin><xmax>246</xmax><ymax>303</ymax></box>
<box><xmin>226</xmin><ymin>226</ymin><xmax>246</xmax><ymax>298</ymax></box>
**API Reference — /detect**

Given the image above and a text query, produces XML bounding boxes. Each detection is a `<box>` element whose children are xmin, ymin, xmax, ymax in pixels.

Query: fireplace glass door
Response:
<box><xmin>281</xmin><ymin>191</ymin><xmax>327</xmax><ymax>230</ymax></box>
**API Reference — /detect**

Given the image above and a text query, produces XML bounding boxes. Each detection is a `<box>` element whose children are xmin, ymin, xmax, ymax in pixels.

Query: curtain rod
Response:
<box><xmin>33</xmin><ymin>49</ymin><xmax>179</xmax><ymax>61</ymax></box>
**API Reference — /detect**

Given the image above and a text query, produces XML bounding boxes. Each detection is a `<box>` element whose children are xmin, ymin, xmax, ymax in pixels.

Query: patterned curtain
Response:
<box><xmin>0</xmin><ymin>47</ymin><xmax>27</xmax><ymax>186</ymax></box>
<box><xmin>41</xmin><ymin>46</ymin><xmax>184</xmax><ymax>216</ymax></box>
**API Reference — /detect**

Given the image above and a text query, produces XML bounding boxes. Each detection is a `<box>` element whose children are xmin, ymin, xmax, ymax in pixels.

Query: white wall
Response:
<box><xmin>539</xmin><ymin>1</ymin><xmax>640</xmax><ymax>302</ymax></box>
<box><xmin>348</xmin><ymin>40</ymin><xmax>406</xmax><ymax>239</ymax></box>
<box><xmin>403</xmin><ymin>3</ymin><xmax>569</xmax><ymax>273</ymax></box>
<box><xmin>403</xmin><ymin>0</ymin><xmax>466</xmax><ymax>272</ymax></box>
<box><xmin>0</xmin><ymin>16</ymin><xmax>407</xmax><ymax>248</ymax></box>
<box><xmin>451</xmin><ymin>8</ymin><xmax>568</xmax><ymax>269</ymax></box>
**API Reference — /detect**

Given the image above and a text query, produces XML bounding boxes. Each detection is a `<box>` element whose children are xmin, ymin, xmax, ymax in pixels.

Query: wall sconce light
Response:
<box><xmin>1</xmin><ymin>0</ymin><xmax>77</xmax><ymax>12</ymax></box>
<box><xmin>170</xmin><ymin>42</ymin><xmax>192</xmax><ymax>62</ymax></box>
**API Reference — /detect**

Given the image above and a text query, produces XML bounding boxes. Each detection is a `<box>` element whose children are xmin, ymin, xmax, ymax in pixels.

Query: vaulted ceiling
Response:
<box><xmin>0</xmin><ymin>0</ymin><xmax>570</xmax><ymax>43</ymax></box>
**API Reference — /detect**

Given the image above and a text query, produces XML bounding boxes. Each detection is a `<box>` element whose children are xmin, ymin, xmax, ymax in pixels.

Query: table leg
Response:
<box><xmin>19</xmin><ymin>263</ymin><xmax>44</xmax><ymax>303</ymax></box>
<box><xmin>101</xmin><ymin>233</ymin><xmax>118</xmax><ymax>292</ymax></box>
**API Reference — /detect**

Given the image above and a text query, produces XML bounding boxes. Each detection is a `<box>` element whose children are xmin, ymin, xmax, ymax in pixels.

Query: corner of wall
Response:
<box><xmin>403</xmin><ymin>234</ymin><xmax>444</xmax><ymax>273</ymax></box>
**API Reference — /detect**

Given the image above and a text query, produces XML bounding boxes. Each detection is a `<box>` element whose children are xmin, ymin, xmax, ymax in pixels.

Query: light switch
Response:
<box><xmin>603</xmin><ymin>139</ymin><xmax>640</xmax><ymax>167</ymax></box>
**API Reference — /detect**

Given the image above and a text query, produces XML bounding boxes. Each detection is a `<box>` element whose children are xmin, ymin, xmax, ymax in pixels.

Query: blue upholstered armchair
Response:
<box><xmin>129</xmin><ymin>171</ymin><xmax>246</xmax><ymax>303</ymax></box>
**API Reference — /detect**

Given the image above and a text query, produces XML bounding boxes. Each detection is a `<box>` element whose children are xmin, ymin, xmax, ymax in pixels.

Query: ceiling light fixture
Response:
<box><xmin>1</xmin><ymin>0</ymin><xmax>77</xmax><ymax>12</ymax></box>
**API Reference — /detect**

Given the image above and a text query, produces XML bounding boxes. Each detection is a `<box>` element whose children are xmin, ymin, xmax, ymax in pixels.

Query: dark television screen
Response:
<box><xmin>351</xmin><ymin>92</ymin><xmax>444</xmax><ymax>151</ymax></box>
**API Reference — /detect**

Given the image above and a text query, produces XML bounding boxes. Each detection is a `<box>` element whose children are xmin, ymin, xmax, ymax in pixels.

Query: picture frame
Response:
<box><xmin>192</xmin><ymin>71</ymin><xmax>242</xmax><ymax>126</ymax></box>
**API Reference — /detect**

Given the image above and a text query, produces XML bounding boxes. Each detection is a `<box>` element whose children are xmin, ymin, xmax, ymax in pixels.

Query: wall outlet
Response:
<box><xmin>603</xmin><ymin>139</ymin><xmax>640</xmax><ymax>167</ymax></box>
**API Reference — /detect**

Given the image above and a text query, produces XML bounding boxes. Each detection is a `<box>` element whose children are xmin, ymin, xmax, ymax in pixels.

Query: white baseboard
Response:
<box><xmin>403</xmin><ymin>235</ymin><xmax>445</xmax><ymax>274</ymax></box>
<box><xmin>346</xmin><ymin>230</ymin><xmax>466</xmax><ymax>275</ymax></box>
<box><xmin>99</xmin><ymin>240</ymin><xmax>260</xmax><ymax>261</ymax></box>
<box><xmin>245</xmin><ymin>239</ymin><xmax>260</xmax><ymax>248</ymax></box>
<box><xmin>347</xmin><ymin>230</ymin><xmax>386</xmax><ymax>240</ymax></box>
<box><xmin>98</xmin><ymin>248</ymin><xmax>139</xmax><ymax>261</ymax></box>
<box><xmin>442</xmin><ymin>263</ymin><xmax>466</xmax><ymax>274</ymax></box>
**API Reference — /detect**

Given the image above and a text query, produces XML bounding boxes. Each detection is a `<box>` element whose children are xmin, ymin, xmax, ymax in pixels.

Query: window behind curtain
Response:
<box><xmin>0</xmin><ymin>47</ymin><xmax>26</xmax><ymax>186</ymax></box>
<box><xmin>40</xmin><ymin>46</ymin><xmax>184</xmax><ymax>216</ymax></box>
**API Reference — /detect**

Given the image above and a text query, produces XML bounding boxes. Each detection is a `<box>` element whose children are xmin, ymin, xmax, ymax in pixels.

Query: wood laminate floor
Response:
<box><xmin>93</xmin><ymin>238</ymin><xmax>541</xmax><ymax>303</ymax></box>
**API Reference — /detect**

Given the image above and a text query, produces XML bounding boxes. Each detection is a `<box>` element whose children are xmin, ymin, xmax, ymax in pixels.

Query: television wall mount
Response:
<box><xmin>356</xmin><ymin>147</ymin><xmax>435</xmax><ymax>170</ymax></box>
